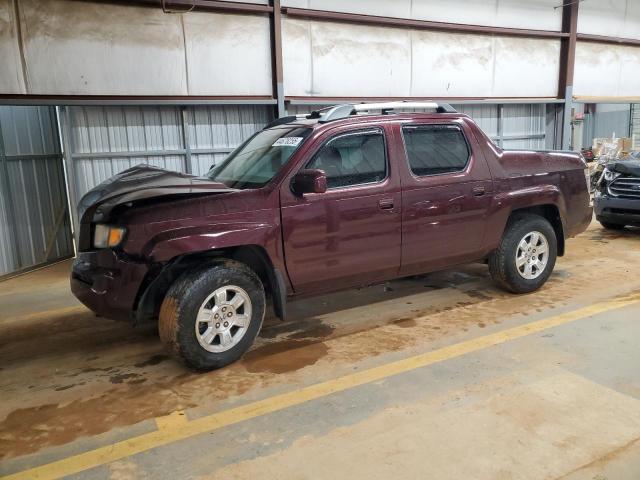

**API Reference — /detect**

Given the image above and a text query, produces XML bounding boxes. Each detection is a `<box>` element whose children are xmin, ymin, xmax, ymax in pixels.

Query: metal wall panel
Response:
<box><xmin>68</xmin><ymin>106</ymin><xmax>187</xmax><ymax>197</ymax></box>
<box><xmin>2</xmin><ymin>1</ymin><xmax>273</xmax><ymax>97</ymax></box>
<box><xmin>0</xmin><ymin>106</ymin><xmax>74</xmax><ymax>278</ymax></box>
<box><xmin>632</xmin><ymin>104</ymin><xmax>640</xmax><ymax>150</ymax></box>
<box><xmin>452</xmin><ymin>104</ymin><xmax>500</xmax><ymax>139</ymax></box>
<box><xmin>282</xmin><ymin>18</ymin><xmax>561</xmax><ymax>98</ymax></box>
<box><xmin>574</xmin><ymin>43</ymin><xmax>640</xmax><ymax>98</ymax></box>
<box><xmin>64</xmin><ymin>105</ymin><xmax>273</xmax><ymax>202</ymax></box>
<box><xmin>593</xmin><ymin>104</ymin><xmax>631</xmax><ymax>139</ymax></box>
<box><xmin>501</xmin><ymin>104</ymin><xmax>546</xmax><ymax>150</ymax></box>
<box><xmin>578</xmin><ymin>0</ymin><xmax>640</xmax><ymax>41</ymax></box>
<box><xmin>581</xmin><ymin>104</ymin><xmax>631</xmax><ymax>149</ymax></box>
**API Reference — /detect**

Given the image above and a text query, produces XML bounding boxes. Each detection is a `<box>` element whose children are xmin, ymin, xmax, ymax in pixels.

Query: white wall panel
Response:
<box><xmin>282</xmin><ymin>19</ymin><xmax>314</xmax><ymax>96</ymax></box>
<box><xmin>0</xmin><ymin>0</ymin><xmax>25</xmax><ymax>94</ymax></box>
<box><xmin>284</xmin><ymin>19</ymin><xmax>560</xmax><ymax>98</ymax></box>
<box><xmin>492</xmin><ymin>37</ymin><xmax>559</xmax><ymax>97</ymax></box>
<box><xmin>574</xmin><ymin>42</ymin><xmax>640</xmax><ymax>98</ymax></box>
<box><xmin>284</xmin><ymin>20</ymin><xmax>412</xmax><ymax>97</ymax></box>
<box><xmin>312</xmin><ymin>22</ymin><xmax>411</xmax><ymax>97</ymax></box>
<box><xmin>282</xmin><ymin>0</ymin><xmax>562</xmax><ymax>31</ymax></box>
<box><xmin>19</xmin><ymin>0</ymin><xmax>187</xmax><ymax>95</ymax></box>
<box><xmin>412</xmin><ymin>0</ymin><xmax>561</xmax><ymax>31</ymax></box>
<box><xmin>578</xmin><ymin>0</ymin><xmax>640</xmax><ymax>40</ymax></box>
<box><xmin>410</xmin><ymin>31</ymin><xmax>494</xmax><ymax>97</ymax></box>
<box><xmin>183</xmin><ymin>13</ymin><xmax>272</xmax><ymax>96</ymax></box>
<box><xmin>414</xmin><ymin>34</ymin><xmax>559</xmax><ymax>97</ymax></box>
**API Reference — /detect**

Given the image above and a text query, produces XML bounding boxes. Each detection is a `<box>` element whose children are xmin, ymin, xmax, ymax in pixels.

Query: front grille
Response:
<box><xmin>609</xmin><ymin>176</ymin><xmax>640</xmax><ymax>199</ymax></box>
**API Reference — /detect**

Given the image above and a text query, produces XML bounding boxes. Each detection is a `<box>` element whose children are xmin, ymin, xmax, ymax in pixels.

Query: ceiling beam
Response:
<box><xmin>282</xmin><ymin>7</ymin><xmax>569</xmax><ymax>39</ymax></box>
<box><xmin>84</xmin><ymin>0</ymin><xmax>273</xmax><ymax>15</ymax></box>
<box><xmin>577</xmin><ymin>33</ymin><xmax>640</xmax><ymax>48</ymax></box>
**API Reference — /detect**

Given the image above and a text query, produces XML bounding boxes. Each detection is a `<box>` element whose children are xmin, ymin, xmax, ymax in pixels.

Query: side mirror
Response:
<box><xmin>292</xmin><ymin>169</ymin><xmax>328</xmax><ymax>195</ymax></box>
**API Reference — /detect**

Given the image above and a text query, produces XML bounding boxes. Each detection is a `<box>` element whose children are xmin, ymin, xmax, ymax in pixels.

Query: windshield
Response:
<box><xmin>207</xmin><ymin>127</ymin><xmax>312</xmax><ymax>189</ymax></box>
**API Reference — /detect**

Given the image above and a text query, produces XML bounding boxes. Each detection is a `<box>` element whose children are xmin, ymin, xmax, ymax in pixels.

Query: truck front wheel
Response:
<box><xmin>489</xmin><ymin>214</ymin><xmax>557</xmax><ymax>294</ymax></box>
<box><xmin>159</xmin><ymin>260</ymin><xmax>266</xmax><ymax>371</ymax></box>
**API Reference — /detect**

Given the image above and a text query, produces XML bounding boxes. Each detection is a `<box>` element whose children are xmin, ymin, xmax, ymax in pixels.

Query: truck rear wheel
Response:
<box><xmin>159</xmin><ymin>260</ymin><xmax>265</xmax><ymax>371</ymax></box>
<box><xmin>489</xmin><ymin>214</ymin><xmax>557</xmax><ymax>294</ymax></box>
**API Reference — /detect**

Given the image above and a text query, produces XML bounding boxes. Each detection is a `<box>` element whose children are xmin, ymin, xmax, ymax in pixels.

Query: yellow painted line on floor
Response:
<box><xmin>154</xmin><ymin>410</ymin><xmax>188</xmax><ymax>431</ymax></box>
<box><xmin>4</xmin><ymin>292</ymin><xmax>640</xmax><ymax>480</ymax></box>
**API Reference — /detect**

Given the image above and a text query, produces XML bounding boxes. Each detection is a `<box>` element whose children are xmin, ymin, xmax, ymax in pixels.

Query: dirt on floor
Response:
<box><xmin>0</xmin><ymin>222</ymin><xmax>639</xmax><ymax>460</ymax></box>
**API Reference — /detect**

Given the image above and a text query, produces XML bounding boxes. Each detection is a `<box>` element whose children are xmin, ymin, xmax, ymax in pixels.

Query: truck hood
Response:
<box><xmin>608</xmin><ymin>158</ymin><xmax>640</xmax><ymax>177</ymax></box>
<box><xmin>77</xmin><ymin>164</ymin><xmax>236</xmax><ymax>223</ymax></box>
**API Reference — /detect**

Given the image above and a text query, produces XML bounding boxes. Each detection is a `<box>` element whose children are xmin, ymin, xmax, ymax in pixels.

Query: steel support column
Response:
<box><xmin>57</xmin><ymin>106</ymin><xmax>80</xmax><ymax>239</ymax></box>
<box><xmin>269</xmin><ymin>0</ymin><xmax>286</xmax><ymax>118</ymax></box>
<box><xmin>0</xmin><ymin>115</ymin><xmax>23</xmax><ymax>270</ymax></box>
<box><xmin>558</xmin><ymin>0</ymin><xmax>579</xmax><ymax>150</ymax></box>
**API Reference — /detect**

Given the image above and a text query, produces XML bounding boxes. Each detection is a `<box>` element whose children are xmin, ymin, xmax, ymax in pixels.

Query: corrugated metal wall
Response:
<box><xmin>632</xmin><ymin>104</ymin><xmax>640</xmax><ymax>150</ymax></box>
<box><xmin>0</xmin><ymin>106</ymin><xmax>74</xmax><ymax>278</ymax></box>
<box><xmin>185</xmin><ymin>106</ymin><xmax>272</xmax><ymax>175</ymax></box>
<box><xmin>581</xmin><ymin>103</ymin><xmax>632</xmax><ymax>149</ymax></box>
<box><xmin>61</xmin><ymin>105</ymin><xmax>273</xmax><ymax>203</ymax></box>
<box><xmin>500</xmin><ymin>104</ymin><xmax>546</xmax><ymax>150</ymax></box>
<box><xmin>593</xmin><ymin>104</ymin><xmax>631</xmax><ymax>140</ymax></box>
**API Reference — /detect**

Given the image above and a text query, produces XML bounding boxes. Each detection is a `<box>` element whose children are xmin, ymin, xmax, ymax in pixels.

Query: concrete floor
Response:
<box><xmin>1</xmin><ymin>221</ymin><xmax>640</xmax><ymax>479</ymax></box>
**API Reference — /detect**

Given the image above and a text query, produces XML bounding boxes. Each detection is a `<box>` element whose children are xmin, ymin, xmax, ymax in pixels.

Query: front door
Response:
<box><xmin>280</xmin><ymin>126</ymin><xmax>401</xmax><ymax>294</ymax></box>
<box><xmin>398</xmin><ymin>121</ymin><xmax>494</xmax><ymax>276</ymax></box>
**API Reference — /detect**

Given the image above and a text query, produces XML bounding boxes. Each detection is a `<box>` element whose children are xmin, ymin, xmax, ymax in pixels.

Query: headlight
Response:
<box><xmin>603</xmin><ymin>168</ymin><xmax>620</xmax><ymax>183</ymax></box>
<box><xmin>93</xmin><ymin>224</ymin><xmax>126</xmax><ymax>248</ymax></box>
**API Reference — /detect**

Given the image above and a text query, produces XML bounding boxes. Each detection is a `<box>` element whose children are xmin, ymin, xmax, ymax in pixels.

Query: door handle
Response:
<box><xmin>472</xmin><ymin>186</ymin><xmax>486</xmax><ymax>197</ymax></box>
<box><xmin>378</xmin><ymin>198</ymin><xmax>394</xmax><ymax>210</ymax></box>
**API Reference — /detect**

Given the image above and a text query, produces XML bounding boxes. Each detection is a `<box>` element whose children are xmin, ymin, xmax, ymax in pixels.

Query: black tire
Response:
<box><xmin>159</xmin><ymin>260</ymin><xmax>265</xmax><ymax>371</ymax></box>
<box><xmin>489</xmin><ymin>214</ymin><xmax>557</xmax><ymax>294</ymax></box>
<box><xmin>599</xmin><ymin>221</ymin><xmax>626</xmax><ymax>230</ymax></box>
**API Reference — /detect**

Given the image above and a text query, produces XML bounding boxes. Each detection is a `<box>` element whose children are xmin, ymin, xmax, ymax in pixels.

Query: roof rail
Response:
<box><xmin>263</xmin><ymin>114</ymin><xmax>308</xmax><ymax>129</ymax></box>
<box><xmin>262</xmin><ymin>101</ymin><xmax>458</xmax><ymax>129</ymax></box>
<box><xmin>316</xmin><ymin>101</ymin><xmax>457</xmax><ymax>123</ymax></box>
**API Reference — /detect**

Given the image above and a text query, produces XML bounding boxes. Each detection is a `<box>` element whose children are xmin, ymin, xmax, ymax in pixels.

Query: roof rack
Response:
<box><xmin>317</xmin><ymin>101</ymin><xmax>457</xmax><ymax>123</ymax></box>
<box><xmin>263</xmin><ymin>101</ymin><xmax>457</xmax><ymax>129</ymax></box>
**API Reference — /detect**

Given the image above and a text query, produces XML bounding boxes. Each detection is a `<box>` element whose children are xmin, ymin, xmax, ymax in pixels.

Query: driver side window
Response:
<box><xmin>306</xmin><ymin>129</ymin><xmax>387</xmax><ymax>189</ymax></box>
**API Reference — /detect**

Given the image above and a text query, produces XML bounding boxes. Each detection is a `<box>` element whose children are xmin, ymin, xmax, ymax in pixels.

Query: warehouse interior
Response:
<box><xmin>1</xmin><ymin>0</ymin><xmax>640</xmax><ymax>479</ymax></box>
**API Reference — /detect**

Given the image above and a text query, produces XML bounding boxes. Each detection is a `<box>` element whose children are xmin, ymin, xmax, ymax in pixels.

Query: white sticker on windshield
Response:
<box><xmin>272</xmin><ymin>137</ymin><xmax>303</xmax><ymax>147</ymax></box>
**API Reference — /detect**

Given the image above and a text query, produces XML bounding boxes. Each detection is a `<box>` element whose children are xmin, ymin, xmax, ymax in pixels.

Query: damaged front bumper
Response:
<box><xmin>71</xmin><ymin>250</ymin><xmax>150</xmax><ymax>322</ymax></box>
<box><xmin>594</xmin><ymin>193</ymin><xmax>640</xmax><ymax>226</ymax></box>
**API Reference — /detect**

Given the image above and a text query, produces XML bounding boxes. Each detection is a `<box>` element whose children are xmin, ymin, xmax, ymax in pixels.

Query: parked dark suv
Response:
<box><xmin>71</xmin><ymin>102</ymin><xmax>592</xmax><ymax>370</ymax></box>
<box><xmin>594</xmin><ymin>158</ymin><xmax>640</xmax><ymax>229</ymax></box>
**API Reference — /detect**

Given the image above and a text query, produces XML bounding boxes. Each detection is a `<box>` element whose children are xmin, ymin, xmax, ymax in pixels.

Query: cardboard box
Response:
<box><xmin>592</xmin><ymin>137</ymin><xmax>632</xmax><ymax>158</ymax></box>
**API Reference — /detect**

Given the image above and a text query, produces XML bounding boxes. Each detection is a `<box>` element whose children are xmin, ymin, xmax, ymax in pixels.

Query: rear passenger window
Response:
<box><xmin>306</xmin><ymin>130</ymin><xmax>387</xmax><ymax>189</ymax></box>
<box><xmin>402</xmin><ymin>125</ymin><xmax>470</xmax><ymax>176</ymax></box>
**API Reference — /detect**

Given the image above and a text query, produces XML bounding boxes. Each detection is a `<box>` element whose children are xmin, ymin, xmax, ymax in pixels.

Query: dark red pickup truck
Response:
<box><xmin>71</xmin><ymin>102</ymin><xmax>592</xmax><ymax>370</ymax></box>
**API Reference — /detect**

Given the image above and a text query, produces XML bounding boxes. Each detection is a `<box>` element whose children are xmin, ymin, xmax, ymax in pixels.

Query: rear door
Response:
<box><xmin>398</xmin><ymin>120</ymin><xmax>494</xmax><ymax>276</ymax></box>
<box><xmin>280</xmin><ymin>125</ymin><xmax>401</xmax><ymax>294</ymax></box>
